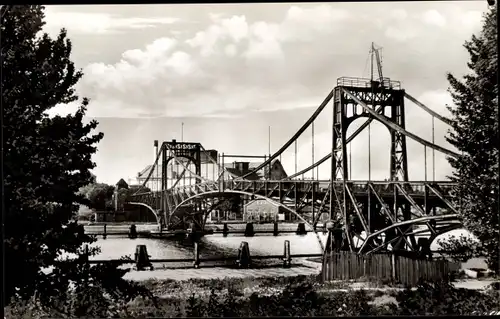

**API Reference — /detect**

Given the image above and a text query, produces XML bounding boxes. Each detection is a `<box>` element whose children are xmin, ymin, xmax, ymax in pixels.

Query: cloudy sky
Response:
<box><xmin>43</xmin><ymin>2</ymin><xmax>490</xmax><ymax>185</ymax></box>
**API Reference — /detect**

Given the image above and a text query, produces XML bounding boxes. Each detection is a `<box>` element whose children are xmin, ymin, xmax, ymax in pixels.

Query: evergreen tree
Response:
<box><xmin>2</xmin><ymin>5</ymin><xmax>149</xmax><ymax>311</ymax></box>
<box><xmin>445</xmin><ymin>7</ymin><xmax>498</xmax><ymax>272</ymax></box>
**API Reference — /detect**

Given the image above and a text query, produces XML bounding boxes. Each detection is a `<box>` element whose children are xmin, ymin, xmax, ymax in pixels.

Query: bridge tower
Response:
<box><xmin>331</xmin><ymin>76</ymin><xmax>412</xmax><ymax>252</ymax></box>
<box><xmin>160</xmin><ymin>140</ymin><xmax>202</xmax><ymax>229</ymax></box>
<box><xmin>332</xmin><ymin>78</ymin><xmax>408</xmax><ymax>182</ymax></box>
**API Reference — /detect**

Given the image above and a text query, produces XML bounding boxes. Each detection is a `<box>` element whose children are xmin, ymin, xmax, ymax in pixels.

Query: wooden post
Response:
<box><xmin>129</xmin><ymin>224</ymin><xmax>137</xmax><ymax>239</ymax></box>
<box><xmin>103</xmin><ymin>224</ymin><xmax>107</xmax><ymax>239</ymax></box>
<box><xmin>283</xmin><ymin>240</ymin><xmax>291</xmax><ymax>268</ymax></box>
<box><xmin>391</xmin><ymin>253</ymin><xmax>396</xmax><ymax>282</ymax></box>
<box><xmin>244</xmin><ymin>222</ymin><xmax>255</xmax><ymax>237</ymax></box>
<box><xmin>134</xmin><ymin>245</ymin><xmax>153</xmax><ymax>271</ymax></box>
<box><xmin>223</xmin><ymin>222</ymin><xmax>229</xmax><ymax>237</ymax></box>
<box><xmin>193</xmin><ymin>242</ymin><xmax>200</xmax><ymax>269</ymax></box>
<box><xmin>237</xmin><ymin>241</ymin><xmax>251</xmax><ymax>268</ymax></box>
<box><xmin>273</xmin><ymin>221</ymin><xmax>279</xmax><ymax>236</ymax></box>
<box><xmin>296</xmin><ymin>222</ymin><xmax>306</xmax><ymax>235</ymax></box>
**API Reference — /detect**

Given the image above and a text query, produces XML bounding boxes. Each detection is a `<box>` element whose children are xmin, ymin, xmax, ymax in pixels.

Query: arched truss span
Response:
<box><xmin>169</xmin><ymin>190</ymin><xmax>326</xmax><ymax>252</ymax></box>
<box><xmin>127</xmin><ymin>202</ymin><xmax>161</xmax><ymax>224</ymax></box>
<box><xmin>358</xmin><ymin>213</ymin><xmax>462</xmax><ymax>254</ymax></box>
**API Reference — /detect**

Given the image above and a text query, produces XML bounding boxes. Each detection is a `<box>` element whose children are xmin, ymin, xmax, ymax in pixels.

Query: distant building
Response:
<box><xmin>264</xmin><ymin>159</ymin><xmax>288</xmax><ymax>180</ymax></box>
<box><xmin>223</xmin><ymin>159</ymin><xmax>287</xmax><ymax>180</ymax></box>
<box><xmin>116</xmin><ymin>178</ymin><xmax>129</xmax><ymax>190</ymax></box>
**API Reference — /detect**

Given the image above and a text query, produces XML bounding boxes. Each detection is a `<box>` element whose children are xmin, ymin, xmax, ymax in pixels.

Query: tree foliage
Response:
<box><xmin>79</xmin><ymin>182</ymin><xmax>115</xmax><ymax>210</ymax></box>
<box><xmin>446</xmin><ymin>7</ymin><xmax>498</xmax><ymax>272</ymax></box>
<box><xmin>2</xmin><ymin>5</ymin><xmax>146</xmax><ymax>308</ymax></box>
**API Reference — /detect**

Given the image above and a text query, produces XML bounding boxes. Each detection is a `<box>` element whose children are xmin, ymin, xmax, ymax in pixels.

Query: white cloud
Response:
<box><xmin>69</xmin><ymin>3</ymin><xmax>488</xmax><ymax>121</ymax></box>
<box><xmin>224</xmin><ymin>44</ymin><xmax>238</xmax><ymax>57</ymax></box>
<box><xmin>43</xmin><ymin>9</ymin><xmax>179</xmax><ymax>35</ymax></box>
<box><xmin>385</xmin><ymin>26</ymin><xmax>417</xmax><ymax>42</ymax></box>
<box><xmin>422</xmin><ymin>9</ymin><xmax>447</xmax><ymax>27</ymax></box>
<box><xmin>244</xmin><ymin>22</ymin><xmax>283</xmax><ymax>59</ymax></box>
<box><xmin>187</xmin><ymin>25</ymin><xmax>225</xmax><ymax>57</ymax></box>
<box><xmin>220</xmin><ymin>15</ymin><xmax>249</xmax><ymax>42</ymax></box>
<box><xmin>390</xmin><ymin>9</ymin><xmax>408</xmax><ymax>21</ymax></box>
<box><xmin>278</xmin><ymin>5</ymin><xmax>350</xmax><ymax>42</ymax></box>
<box><xmin>459</xmin><ymin>10</ymin><xmax>483</xmax><ymax>29</ymax></box>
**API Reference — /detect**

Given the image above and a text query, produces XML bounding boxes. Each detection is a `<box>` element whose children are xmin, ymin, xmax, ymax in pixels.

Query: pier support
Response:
<box><xmin>103</xmin><ymin>224</ymin><xmax>107</xmax><ymax>239</ymax></box>
<box><xmin>223</xmin><ymin>223</ymin><xmax>229</xmax><ymax>237</ymax></box>
<box><xmin>129</xmin><ymin>224</ymin><xmax>137</xmax><ymax>239</ymax></box>
<box><xmin>244</xmin><ymin>223</ymin><xmax>255</xmax><ymax>237</ymax></box>
<box><xmin>273</xmin><ymin>222</ymin><xmax>279</xmax><ymax>236</ymax></box>
<box><xmin>296</xmin><ymin>222</ymin><xmax>307</xmax><ymax>235</ymax></box>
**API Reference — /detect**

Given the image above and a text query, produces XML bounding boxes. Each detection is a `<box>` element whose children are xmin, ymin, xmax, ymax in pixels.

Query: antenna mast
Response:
<box><xmin>370</xmin><ymin>42</ymin><xmax>384</xmax><ymax>84</ymax></box>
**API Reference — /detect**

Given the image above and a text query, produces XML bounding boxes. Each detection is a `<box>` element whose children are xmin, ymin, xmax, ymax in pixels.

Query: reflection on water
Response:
<box><xmin>92</xmin><ymin>233</ymin><xmax>328</xmax><ymax>261</ymax></box>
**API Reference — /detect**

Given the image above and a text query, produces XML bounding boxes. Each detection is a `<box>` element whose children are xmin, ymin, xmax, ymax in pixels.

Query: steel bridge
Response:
<box><xmin>128</xmin><ymin>73</ymin><xmax>462</xmax><ymax>256</ymax></box>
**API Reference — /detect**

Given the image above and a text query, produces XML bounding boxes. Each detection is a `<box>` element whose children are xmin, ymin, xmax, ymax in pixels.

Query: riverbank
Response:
<box><xmin>120</xmin><ymin>272</ymin><xmax>500</xmax><ymax>317</ymax></box>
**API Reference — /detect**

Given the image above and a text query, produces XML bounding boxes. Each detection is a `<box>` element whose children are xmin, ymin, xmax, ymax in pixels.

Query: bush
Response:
<box><xmin>394</xmin><ymin>280</ymin><xmax>500</xmax><ymax>315</ymax></box>
<box><xmin>24</xmin><ymin>275</ymin><xmax>497</xmax><ymax>317</ymax></box>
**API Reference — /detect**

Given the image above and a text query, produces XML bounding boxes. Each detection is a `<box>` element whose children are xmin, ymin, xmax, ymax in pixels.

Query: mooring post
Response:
<box><xmin>103</xmin><ymin>224</ymin><xmax>107</xmax><ymax>239</ymax></box>
<box><xmin>193</xmin><ymin>242</ymin><xmax>200</xmax><ymax>269</ymax></box>
<box><xmin>129</xmin><ymin>224</ymin><xmax>137</xmax><ymax>239</ymax></box>
<box><xmin>134</xmin><ymin>244</ymin><xmax>153</xmax><ymax>271</ymax></box>
<box><xmin>237</xmin><ymin>241</ymin><xmax>251</xmax><ymax>268</ymax></box>
<box><xmin>223</xmin><ymin>222</ymin><xmax>229</xmax><ymax>237</ymax></box>
<box><xmin>296</xmin><ymin>222</ymin><xmax>306</xmax><ymax>235</ymax></box>
<box><xmin>244</xmin><ymin>222</ymin><xmax>255</xmax><ymax>237</ymax></box>
<box><xmin>273</xmin><ymin>221</ymin><xmax>279</xmax><ymax>236</ymax></box>
<box><xmin>283</xmin><ymin>240</ymin><xmax>291</xmax><ymax>268</ymax></box>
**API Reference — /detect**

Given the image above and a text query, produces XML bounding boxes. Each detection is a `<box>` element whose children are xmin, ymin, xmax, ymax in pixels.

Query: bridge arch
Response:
<box><xmin>358</xmin><ymin>214</ymin><xmax>462</xmax><ymax>254</ymax></box>
<box><xmin>169</xmin><ymin>190</ymin><xmax>326</xmax><ymax>252</ymax></box>
<box><xmin>127</xmin><ymin>202</ymin><xmax>161</xmax><ymax>225</ymax></box>
<box><xmin>345</xmin><ymin>113</ymin><xmax>393</xmax><ymax>132</ymax></box>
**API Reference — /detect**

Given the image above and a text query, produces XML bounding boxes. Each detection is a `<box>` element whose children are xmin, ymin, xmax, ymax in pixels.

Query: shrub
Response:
<box><xmin>395</xmin><ymin>280</ymin><xmax>500</xmax><ymax>315</ymax></box>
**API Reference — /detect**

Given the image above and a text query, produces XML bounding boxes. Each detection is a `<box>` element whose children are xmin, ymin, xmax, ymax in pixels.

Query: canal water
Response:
<box><xmin>87</xmin><ymin>227</ymin><xmax>486</xmax><ymax>270</ymax></box>
<box><xmin>90</xmin><ymin>233</ymin><xmax>328</xmax><ymax>261</ymax></box>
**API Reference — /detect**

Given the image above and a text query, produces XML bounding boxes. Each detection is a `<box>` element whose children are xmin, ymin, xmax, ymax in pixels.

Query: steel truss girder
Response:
<box><xmin>129</xmin><ymin>178</ymin><xmax>461</xmax><ymax>255</ymax></box>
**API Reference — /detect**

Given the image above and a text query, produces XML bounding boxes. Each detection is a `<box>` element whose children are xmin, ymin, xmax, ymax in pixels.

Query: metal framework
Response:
<box><xmin>128</xmin><ymin>70</ymin><xmax>462</xmax><ymax>257</ymax></box>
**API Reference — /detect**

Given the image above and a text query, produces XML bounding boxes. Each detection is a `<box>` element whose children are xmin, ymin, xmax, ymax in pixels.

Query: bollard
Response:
<box><xmin>296</xmin><ymin>222</ymin><xmax>307</xmax><ymax>235</ymax></box>
<box><xmin>134</xmin><ymin>245</ymin><xmax>153</xmax><ymax>271</ymax></box>
<box><xmin>129</xmin><ymin>224</ymin><xmax>137</xmax><ymax>239</ymax></box>
<box><xmin>273</xmin><ymin>222</ymin><xmax>279</xmax><ymax>236</ymax></box>
<box><xmin>244</xmin><ymin>222</ymin><xmax>255</xmax><ymax>237</ymax></box>
<box><xmin>103</xmin><ymin>224</ymin><xmax>107</xmax><ymax>239</ymax></box>
<box><xmin>283</xmin><ymin>240</ymin><xmax>291</xmax><ymax>268</ymax></box>
<box><xmin>223</xmin><ymin>223</ymin><xmax>229</xmax><ymax>237</ymax></box>
<box><xmin>193</xmin><ymin>242</ymin><xmax>200</xmax><ymax>269</ymax></box>
<box><xmin>236</xmin><ymin>241</ymin><xmax>251</xmax><ymax>268</ymax></box>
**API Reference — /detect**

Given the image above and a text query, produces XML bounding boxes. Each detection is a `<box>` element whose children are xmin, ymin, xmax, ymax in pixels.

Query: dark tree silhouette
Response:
<box><xmin>445</xmin><ymin>7</ymin><xmax>498</xmax><ymax>272</ymax></box>
<box><xmin>2</xmin><ymin>5</ymin><xmax>151</xmax><ymax>314</ymax></box>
